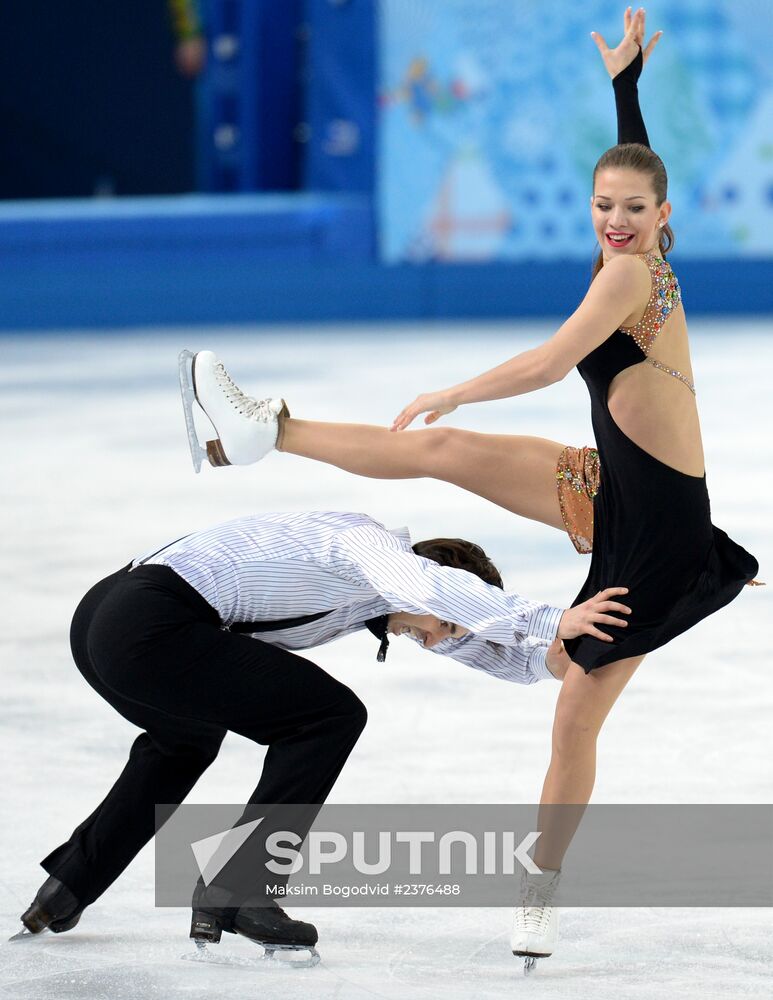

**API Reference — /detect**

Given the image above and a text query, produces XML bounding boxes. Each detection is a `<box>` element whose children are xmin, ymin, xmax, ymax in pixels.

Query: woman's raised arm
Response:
<box><xmin>592</xmin><ymin>6</ymin><xmax>662</xmax><ymax>146</ymax></box>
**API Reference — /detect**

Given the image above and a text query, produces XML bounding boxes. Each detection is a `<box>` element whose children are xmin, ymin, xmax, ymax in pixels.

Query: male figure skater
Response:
<box><xmin>17</xmin><ymin>509</ymin><xmax>628</xmax><ymax>960</ymax></box>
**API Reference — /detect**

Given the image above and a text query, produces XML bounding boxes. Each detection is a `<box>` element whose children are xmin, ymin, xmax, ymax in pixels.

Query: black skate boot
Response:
<box><xmin>231</xmin><ymin>901</ymin><xmax>318</xmax><ymax>950</ymax></box>
<box><xmin>189</xmin><ymin>882</ymin><xmax>319</xmax><ymax>967</ymax></box>
<box><xmin>13</xmin><ymin>876</ymin><xmax>84</xmax><ymax>940</ymax></box>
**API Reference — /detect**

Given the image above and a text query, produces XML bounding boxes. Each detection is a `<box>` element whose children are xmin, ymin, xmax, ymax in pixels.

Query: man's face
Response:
<box><xmin>387</xmin><ymin>612</ymin><xmax>470</xmax><ymax>649</ymax></box>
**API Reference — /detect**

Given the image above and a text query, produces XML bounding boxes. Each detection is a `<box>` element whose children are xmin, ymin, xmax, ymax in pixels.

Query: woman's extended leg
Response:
<box><xmin>533</xmin><ymin>654</ymin><xmax>645</xmax><ymax>870</ymax></box>
<box><xmin>282</xmin><ymin>420</ymin><xmax>567</xmax><ymax>530</ymax></box>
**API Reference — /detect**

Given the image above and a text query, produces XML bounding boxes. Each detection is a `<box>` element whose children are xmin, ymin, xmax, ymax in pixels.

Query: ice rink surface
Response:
<box><xmin>1</xmin><ymin>320</ymin><xmax>771</xmax><ymax>999</ymax></box>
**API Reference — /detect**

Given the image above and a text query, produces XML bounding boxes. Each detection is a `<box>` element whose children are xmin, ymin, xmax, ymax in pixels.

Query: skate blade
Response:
<box><xmin>178</xmin><ymin>349</ymin><xmax>207</xmax><ymax>474</ymax></box>
<box><xmin>8</xmin><ymin>927</ymin><xmax>44</xmax><ymax>942</ymax></box>
<box><xmin>513</xmin><ymin>951</ymin><xmax>549</xmax><ymax>975</ymax></box>
<box><xmin>183</xmin><ymin>940</ymin><xmax>320</xmax><ymax>969</ymax></box>
<box><xmin>263</xmin><ymin>944</ymin><xmax>321</xmax><ymax>968</ymax></box>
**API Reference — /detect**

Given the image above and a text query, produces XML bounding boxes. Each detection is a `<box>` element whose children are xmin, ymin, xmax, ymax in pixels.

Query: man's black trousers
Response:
<box><xmin>42</xmin><ymin>564</ymin><xmax>368</xmax><ymax>909</ymax></box>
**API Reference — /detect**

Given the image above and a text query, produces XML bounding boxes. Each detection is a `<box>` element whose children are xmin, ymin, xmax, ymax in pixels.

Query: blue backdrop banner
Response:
<box><xmin>303</xmin><ymin>0</ymin><xmax>376</xmax><ymax>193</ymax></box>
<box><xmin>377</xmin><ymin>0</ymin><xmax>773</xmax><ymax>263</ymax></box>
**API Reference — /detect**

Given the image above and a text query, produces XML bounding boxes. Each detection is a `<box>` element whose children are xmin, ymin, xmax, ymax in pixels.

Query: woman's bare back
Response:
<box><xmin>608</xmin><ymin>278</ymin><xmax>705</xmax><ymax>478</ymax></box>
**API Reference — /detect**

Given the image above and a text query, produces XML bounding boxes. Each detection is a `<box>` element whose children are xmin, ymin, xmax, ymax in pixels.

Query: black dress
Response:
<box><xmin>563</xmin><ymin>53</ymin><xmax>758</xmax><ymax>672</ymax></box>
<box><xmin>563</xmin><ymin>265</ymin><xmax>758</xmax><ymax>672</ymax></box>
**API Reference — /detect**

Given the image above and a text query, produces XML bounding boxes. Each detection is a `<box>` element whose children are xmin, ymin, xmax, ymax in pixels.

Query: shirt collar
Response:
<box><xmin>388</xmin><ymin>526</ymin><xmax>412</xmax><ymax>546</ymax></box>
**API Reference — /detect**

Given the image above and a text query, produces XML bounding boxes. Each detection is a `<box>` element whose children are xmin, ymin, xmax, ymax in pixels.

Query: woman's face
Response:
<box><xmin>590</xmin><ymin>168</ymin><xmax>670</xmax><ymax>261</ymax></box>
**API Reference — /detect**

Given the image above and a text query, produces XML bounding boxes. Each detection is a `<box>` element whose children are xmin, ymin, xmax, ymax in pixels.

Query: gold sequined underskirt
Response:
<box><xmin>556</xmin><ymin>445</ymin><xmax>600</xmax><ymax>554</ymax></box>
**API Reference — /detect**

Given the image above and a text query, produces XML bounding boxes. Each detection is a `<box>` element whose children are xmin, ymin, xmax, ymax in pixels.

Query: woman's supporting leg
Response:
<box><xmin>533</xmin><ymin>655</ymin><xmax>645</xmax><ymax>871</ymax></box>
<box><xmin>282</xmin><ymin>419</ymin><xmax>567</xmax><ymax>530</ymax></box>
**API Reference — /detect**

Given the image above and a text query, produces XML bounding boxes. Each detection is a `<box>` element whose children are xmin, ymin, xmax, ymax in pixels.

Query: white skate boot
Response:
<box><xmin>178</xmin><ymin>350</ymin><xmax>289</xmax><ymax>473</ymax></box>
<box><xmin>510</xmin><ymin>867</ymin><xmax>561</xmax><ymax>975</ymax></box>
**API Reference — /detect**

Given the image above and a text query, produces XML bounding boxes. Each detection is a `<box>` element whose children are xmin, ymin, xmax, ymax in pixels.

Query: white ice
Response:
<box><xmin>1</xmin><ymin>321</ymin><xmax>771</xmax><ymax>999</ymax></box>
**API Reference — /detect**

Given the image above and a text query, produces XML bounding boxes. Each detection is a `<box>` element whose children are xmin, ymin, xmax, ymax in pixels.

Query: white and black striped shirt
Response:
<box><xmin>133</xmin><ymin>511</ymin><xmax>561</xmax><ymax>684</ymax></box>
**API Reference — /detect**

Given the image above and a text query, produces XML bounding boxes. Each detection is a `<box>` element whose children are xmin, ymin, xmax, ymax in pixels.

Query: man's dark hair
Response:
<box><xmin>412</xmin><ymin>538</ymin><xmax>503</xmax><ymax>589</ymax></box>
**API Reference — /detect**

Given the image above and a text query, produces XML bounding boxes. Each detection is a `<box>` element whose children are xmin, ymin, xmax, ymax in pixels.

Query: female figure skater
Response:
<box><xmin>181</xmin><ymin>9</ymin><xmax>760</xmax><ymax>968</ymax></box>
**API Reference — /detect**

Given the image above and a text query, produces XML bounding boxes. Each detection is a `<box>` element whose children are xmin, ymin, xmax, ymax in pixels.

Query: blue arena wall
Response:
<box><xmin>1</xmin><ymin>0</ymin><xmax>771</xmax><ymax>330</ymax></box>
<box><xmin>0</xmin><ymin>195</ymin><xmax>769</xmax><ymax>331</ymax></box>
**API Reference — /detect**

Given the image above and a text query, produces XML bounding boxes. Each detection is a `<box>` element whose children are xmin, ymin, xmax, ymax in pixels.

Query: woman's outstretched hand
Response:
<box><xmin>557</xmin><ymin>587</ymin><xmax>632</xmax><ymax>642</ymax></box>
<box><xmin>391</xmin><ymin>391</ymin><xmax>457</xmax><ymax>431</ymax></box>
<box><xmin>591</xmin><ymin>6</ymin><xmax>662</xmax><ymax>79</ymax></box>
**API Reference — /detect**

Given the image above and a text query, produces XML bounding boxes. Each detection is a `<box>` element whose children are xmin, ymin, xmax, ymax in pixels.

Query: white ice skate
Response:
<box><xmin>178</xmin><ymin>349</ymin><xmax>289</xmax><ymax>473</ymax></box>
<box><xmin>510</xmin><ymin>868</ymin><xmax>561</xmax><ymax>975</ymax></box>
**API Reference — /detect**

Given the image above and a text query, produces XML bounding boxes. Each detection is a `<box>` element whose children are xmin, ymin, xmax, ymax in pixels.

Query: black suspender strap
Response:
<box><xmin>134</xmin><ymin>534</ymin><xmax>192</xmax><ymax>567</ymax></box>
<box><xmin>228</xmin><ymin>610</ymin><xmax>334</xmax><ymax>634</ymax></box>
<box><xmin>232</xmin><ymin>611</ymin><xmax>390</xmax><ymax>662</ymax></box>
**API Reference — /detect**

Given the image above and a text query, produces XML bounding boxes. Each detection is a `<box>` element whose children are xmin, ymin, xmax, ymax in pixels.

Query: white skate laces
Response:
<box><xmin>178</xmin><ymin>349</ymin><xmax>289</xmax><ymax>472</ymax></box>
<box><xmin>212</xmin><ymin>362</ymin><xmax>281</xmax><ymax>424</ymax></box>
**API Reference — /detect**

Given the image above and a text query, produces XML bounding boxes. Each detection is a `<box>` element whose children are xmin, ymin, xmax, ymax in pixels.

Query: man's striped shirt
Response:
<box><xmin>133</xmin><ymin>510</ymin><xmax>562</xmax><ymax>684</ymax></box>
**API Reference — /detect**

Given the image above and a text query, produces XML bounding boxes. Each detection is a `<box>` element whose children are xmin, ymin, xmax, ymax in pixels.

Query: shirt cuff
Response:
<box><xmin>524</xmin><ymin>604</ymin><xmax>562</xmax><ymax>643</ymax></box>
<box><xmin>528</xmin><ymin>644</ymin><xmax>556</xmax><ymax>682</ymax></box>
